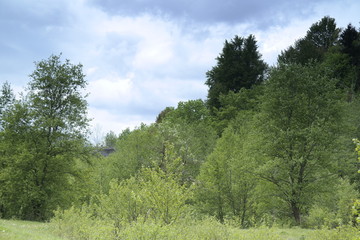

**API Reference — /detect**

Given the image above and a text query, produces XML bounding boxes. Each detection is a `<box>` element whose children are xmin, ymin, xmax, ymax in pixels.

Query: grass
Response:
<box><xmin>0</xmin><ymin>219</ymin><xmax>65</xmax><ymax>240</ymax></box>
<box><xmin>0</xmin><ymin>219</ymin><xmax>359</xmax><ymax>240</ymax></box>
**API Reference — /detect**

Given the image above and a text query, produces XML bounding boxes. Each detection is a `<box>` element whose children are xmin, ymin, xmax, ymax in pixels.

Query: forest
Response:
<box><xmin>1</xmin><ymin>16</ymin><xmax>360</xmax><ymax>239</ymax></box>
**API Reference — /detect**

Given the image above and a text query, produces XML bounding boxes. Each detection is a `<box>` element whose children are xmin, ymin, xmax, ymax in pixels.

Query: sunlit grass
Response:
<box><xmin>1</xmin><ymin>218</ymin><xmax>359</xmax><ymax>240</ymax></box>
<box><xmin>0</xmin><ymin>219</ymin><xmax>64</xmax><ymax>240</ymax></box>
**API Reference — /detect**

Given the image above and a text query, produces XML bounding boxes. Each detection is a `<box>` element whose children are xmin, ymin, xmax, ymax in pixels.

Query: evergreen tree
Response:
<box><xmin>0</xmin><ymin>82</ymin><xmax>15</xmax><ymax>130</ymax></box>
<box><xmin>339</xmin><ymin>24</ymin><xmax>360</xmax><ymax>91</ymax></box>
<box><xmin>205</xmin><ymin>35</ymin><xmax>267</xmax><ymax>111</ymax></box>
<box><xmin>0</xmin><ymin>82</ymin><xmax>15</xmax><ymax>116</ymax></box>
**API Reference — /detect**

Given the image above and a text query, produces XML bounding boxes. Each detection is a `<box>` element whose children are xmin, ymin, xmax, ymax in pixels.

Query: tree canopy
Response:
<box><xmin>0</xmin><ymin>54</ymin><xmax>90</xmax><ymax>220</ymax></box>
<box><xmin>205</xmin><ymin>35</ymin><xmax>267</xmax><ymax>112</ymax></box>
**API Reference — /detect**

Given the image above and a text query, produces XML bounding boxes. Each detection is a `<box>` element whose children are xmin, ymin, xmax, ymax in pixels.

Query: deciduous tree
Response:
<box><xmin>0</xmin><ymin>54</ymin><xmax>90</xmax><ymax>220</ymax></box>
<box><xmin>257</xmin><ymin>62</ymin><xmax>345</xmax><ymax>225</ymax></box>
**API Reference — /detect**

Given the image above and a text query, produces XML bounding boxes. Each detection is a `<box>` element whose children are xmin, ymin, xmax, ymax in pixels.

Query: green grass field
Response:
<box><xmin>0</xmin><ymin>219</ymin><xmax>359</xmax><ymax>240</ymax></box>
<box><xmin>0</xmin><ymin>219</ymin><xmax>64</xmax><ymax>240</ymax></box>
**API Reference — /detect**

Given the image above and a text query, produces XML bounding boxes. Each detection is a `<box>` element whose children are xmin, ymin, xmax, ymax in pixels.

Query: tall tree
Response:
<box><xmin>161</xmin><ymin>100</ymin><xmax>217</xmax><ymax>183</ymax></box>
<box><xmin>206</xmin><ymin>35</ymin><xmax>267</xmax><ymax>111</ymax></box>
<box><xmin>305</xmin><ymin>16</ymin><xmax>339</xmax><ymax>51</ymax></box>
<box><xmin>339</xmin><ymin>23</ymin><xmax>360</xmax><ymax>91</ymax></box>
<box><xmin>278</xmin><ymin>16</ymin><xmax>340</xmax><ymax>65</ymax></box>
<box><xmin>0</xmin><ymin>82</ymin><xmax>15</xmax><ymax>116</ymax></box>
<box><xmin>340</xmin><ymin>23</ymin><xmax>360</xmax><ymax>60</ymax></box>
<box><xmin>257</xmin><ymin>63</ymin><xmax>345</xmax><ymax>225</ymax></box>
<box><xmin>0</xmin><ymin>54</ymin><xmax>90</xmax><ymax>220</ymax></box>
<box><xmin>196</xmin><ymin>114</ymin><xmax>258</xmax><ymax>226</ymax></box>
<box><xmin>0</xmin><ymin>82</ymin><xmax>15</xmax><ymax>130</ymax></box>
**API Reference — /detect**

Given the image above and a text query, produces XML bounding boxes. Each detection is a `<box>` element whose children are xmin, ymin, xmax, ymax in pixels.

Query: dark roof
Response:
<box><xmin>100</xmin><ymin>147</ymin><xmax>115</xmax><ymax>157</ymax></box>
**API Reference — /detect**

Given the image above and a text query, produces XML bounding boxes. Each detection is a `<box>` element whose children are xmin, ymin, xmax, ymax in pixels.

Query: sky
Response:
<box><xmin>1</xmin><ymin>0</ymin><xmax>359</xmax><ymax>141</ymax></box>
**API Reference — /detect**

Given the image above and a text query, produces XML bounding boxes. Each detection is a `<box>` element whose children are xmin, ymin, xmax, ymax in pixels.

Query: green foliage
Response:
<box><xmin>211</xmin><ymin>86</ymin><xmax>263</xmax><ymax>134</ymax></box>
<box><xmin>52</xmin><ymin>210</ymin><xmax>231</xmax><ymax>240</ymax></box>
<box><xmin>103</xmin><ymin>130</ymin><xmax>118</xmax><ymax>148</ymax></box>
<box><xmin>352</xmin><ymin>199</ymin><xmax>360</xmax><ymax>225</ymax></box>
<box><xmin>339</xmin><ymin>23</ymin><xmax>360</xmax><ymax>92</ymax></box>
<box><xmin>101</xmin><ymin>124</ymin><xmax>163</xmax><ymax>186</ymax></box>
<box><xmin>52</xmin><ymin>205</ymin><xmax>113</xmax><ymax>240</ymax></box>
<box><xmin>165</xmin><ymin>100</ymin><xmax>209</xmax><ymax>124</ymax></box>
<box><xmin>0</xmin><ymin>54</ymin><xmax>90</xmax><ymax>221</ymax></box>
<box><xmin>278</xmin><ymin>38</ymin><xmax>322</xmax><ymax>65</ymax></box>
<box><xmin>321</xmin><ymin>48</ymin><xmax>357</xmax><ymax>93</ymax></box>
<box><xmin>352</xmin><ymin>139</ymin><xmax>360</xmax><ymax>225</ymax></box>
<box><xmin>100</xmin><ymin>168</ymin><xmax>190</xmax><ymax>227</ymax></box>
<box><xmin>306</xmin><ymin>206</ymin><xmax>338</xmax><ymax>229</ymax></box>
<box><xmin>278</xmin><ymin>16</ymin><xmax>340</xmax><ymax>65</ymax></box>
<box><xmin>51</xmin><ymin>211</ymin><xmax>360</xmax><ymax>240</ymax></box>
<box><xmin>306</xmin><ymin>16</ymin><xmax>340</xmax><ymax>51</ymax></box>
<box><xmin>52</xmin><ymin>167</ymin><xmax>191</xmax><ymax>239</ymax></box>
<box><xmin>0</xmin><ymin>82</ymin><xmax>15</xmax><ymax>118</ymax></box>
<box><xmin>155</xmin><ymin>106</ymin><xmax>174</xmax><ymax>124</ymax></box>
<box><xmin>306</xmin><ymin>225</ymin><xmax>360</xmax><ymax>240</ymax></box>
<box><xmin>304</xmin><ymin>179</ymin><xmax>357</xmax><ymax>228</ymax></box>
<box><xmin>3</xmin><ymin>17</ymin><xmax>360</xmax><ymax>236</ymax></box>
<box><xmin>257</xmin><ymin>62</ymin><xmax>345</xmax><ymax>224</ymax></box>
<box><xmin>97</xmin><ymin>101</ymin><xmax>216</xmax><ymax>193</ymax></box>
<box><xmin>160</xmin><ymin>100</ymin><xmax>217</xmax><ymax>183</ymax></box>
<box><xmin>196</xmin><ymin>113</ymin><xmax>259</xmax><ymax>226</ymax></box>
<box><xmin>206</xmin><ymin>35</ymin><xmax>267</xmax><ymax>111</ymax></box>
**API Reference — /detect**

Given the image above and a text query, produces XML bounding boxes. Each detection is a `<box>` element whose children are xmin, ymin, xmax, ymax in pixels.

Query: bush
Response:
<box><xmin>305</xmin><ymin>206</ymin><xmax>339</xmax><ymax>229</ymax></box>
<box><xmin>306</xmin><ymin>225</ymin><xmax>360</xmax><ymax>240</ymax></box>
<box><xmin>51</xmin><ymin>205</ymin><xmax>114</xmax><ymax>240</ymax></box>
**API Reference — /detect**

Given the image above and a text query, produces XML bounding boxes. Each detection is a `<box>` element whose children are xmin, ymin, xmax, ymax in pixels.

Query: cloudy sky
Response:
<box><xmin>1</xmin><ymin>0</ymin><xmax>359</xmax><ymax>139</ymax></box>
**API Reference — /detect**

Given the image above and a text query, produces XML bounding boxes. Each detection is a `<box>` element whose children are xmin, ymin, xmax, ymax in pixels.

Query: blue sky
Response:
<box><xmin>1</xmin><ymin>0</ymin><xmax>359</xmax><ymax>140</ymax></box>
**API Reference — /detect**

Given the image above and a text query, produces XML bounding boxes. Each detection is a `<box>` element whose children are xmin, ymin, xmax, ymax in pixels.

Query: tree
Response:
<box><xmin>278</xmin><ymin>16</ymin><xmax>340</xmax><ymax>65</ymax></box>
<box><xmin>103</xmin><ymin>100</ymin><xmax>216</xmax><ymax>190</ymax></box>
<box><xmin>155</xmin><ymin>106</ymin><xmax>174</xmax><ymax>124</ymax></box>
<box><xmin>0</xmin><ymin>82</ymin><xmax>15</xmax><ymax>117</ymax></box>
<box><xmin>278</xmin><ymin>38</ymin><xmax>322</xmax><ymax>65</ymax></box>
<box><xmin>104</xmin><ymin>131</ymin><xmax>118</xmax><ymax>148</ymax></box>
<box><xmin>340</xmin><ymin>23</ymin><xmax>360</xmax><ymax>62</ymax></box>
<box><xmin>257</xmin><ymin>63</ymin><xmax>345</xmax><ymax>225</ymax></box>
<box><xmin>196</xmin><ymin>113</ymin><xmax>258</xmax><ymax>226</ymax></box>
<box><xmin>306</xmin><ymin>16</ymin><xmax>339</xmax><ymax>51</ymax></box>
<box><xmin>339</xmin><ymin>24</ymin><xmax>360</xmax><ymax>91</ymax></box>
<box><xmin>210</xmin><ymin>85</ymin><xmax>264</xmax><ymax>134</ymax></box>
<box><xmin>0</xmin><ymin>54</ymin><xmax>90</xmax><ymax>220</ymax></box>
<box><xmin>160</xmin><ymin>100</ymin><xmax>217</xmax><ymax>183</ymax></box>
<box><xmin>206</xmin><ymin>35</ymin><xmax>267</xmax><ymax>111</ymax></box>
<box><xmin>103</xmin><ymin>124</ymin><xmax>163</xmax><ymax>187</ymax></box>
<box><xmin>0</xmin><ymin>82</ymin><xmax>15</xmax><ymax>131</ymax></box>
<box><xmin>321</xmin><ymin>48</ymin><xmax>356</xmax><ymax>92</ymax></box>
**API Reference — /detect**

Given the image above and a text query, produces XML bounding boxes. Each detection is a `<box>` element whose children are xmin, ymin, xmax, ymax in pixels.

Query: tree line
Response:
<box><xmin>1</xmin><ymin>16</ymin><xmax>360</xmax><ymax>231</ymax></box>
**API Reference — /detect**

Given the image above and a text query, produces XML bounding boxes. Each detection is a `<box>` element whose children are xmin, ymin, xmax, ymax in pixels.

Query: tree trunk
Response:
<box><xmin>217</xmin><ymin>194</ymin><xmax>224</xmax><ymax>223</ymax></box>
<box><xmin>290</xmin><ymin>200</ymin><xmax>301</xmax><ymax>225</ymax></box>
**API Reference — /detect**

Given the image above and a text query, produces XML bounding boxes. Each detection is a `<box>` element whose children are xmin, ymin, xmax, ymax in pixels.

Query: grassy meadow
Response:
<box><xmin>0</xmin><ymin>219</ymin><xmax>63</xmax><ymax>240</ymax></box>
<box><xmin>1</xmin><ymin>218</ymin><xmax>359</xmax><ymax>240</ymax></box>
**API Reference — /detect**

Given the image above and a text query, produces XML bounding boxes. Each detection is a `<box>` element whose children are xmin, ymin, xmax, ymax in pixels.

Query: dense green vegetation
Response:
<box><xmin>1</xmin><ymin>16</ymin><xmax>360</xmax><ymax>239</ymax></box>
<box><xmin>2</xmin><ymin>219</ymin><xmax>359</xmax><ymax>240</ymax></box>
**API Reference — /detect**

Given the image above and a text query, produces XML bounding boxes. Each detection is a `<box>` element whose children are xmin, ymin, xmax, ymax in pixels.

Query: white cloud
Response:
<box><xmin>2</xmin><ymin>0</ymin><xmax>360</xmax><ymax>136</ymax></box>
<box><xmin>88</xmin><ymin>106</ymin><xmax>151</xmax><ymax>137</ymax></box>
<box><xmin>88</xmin><ymin>72</ymin><xmax>136</xmax><ymax>108</ymax></box>
<box><xmin>256</xmin><ymin>20</ymin><xmax>314</xmax><ymax>65</ymax></box>
<box><xmin>58</xmin><ymin>0</ymin><xmax>360</xmax><ymax>135</ymax></box>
